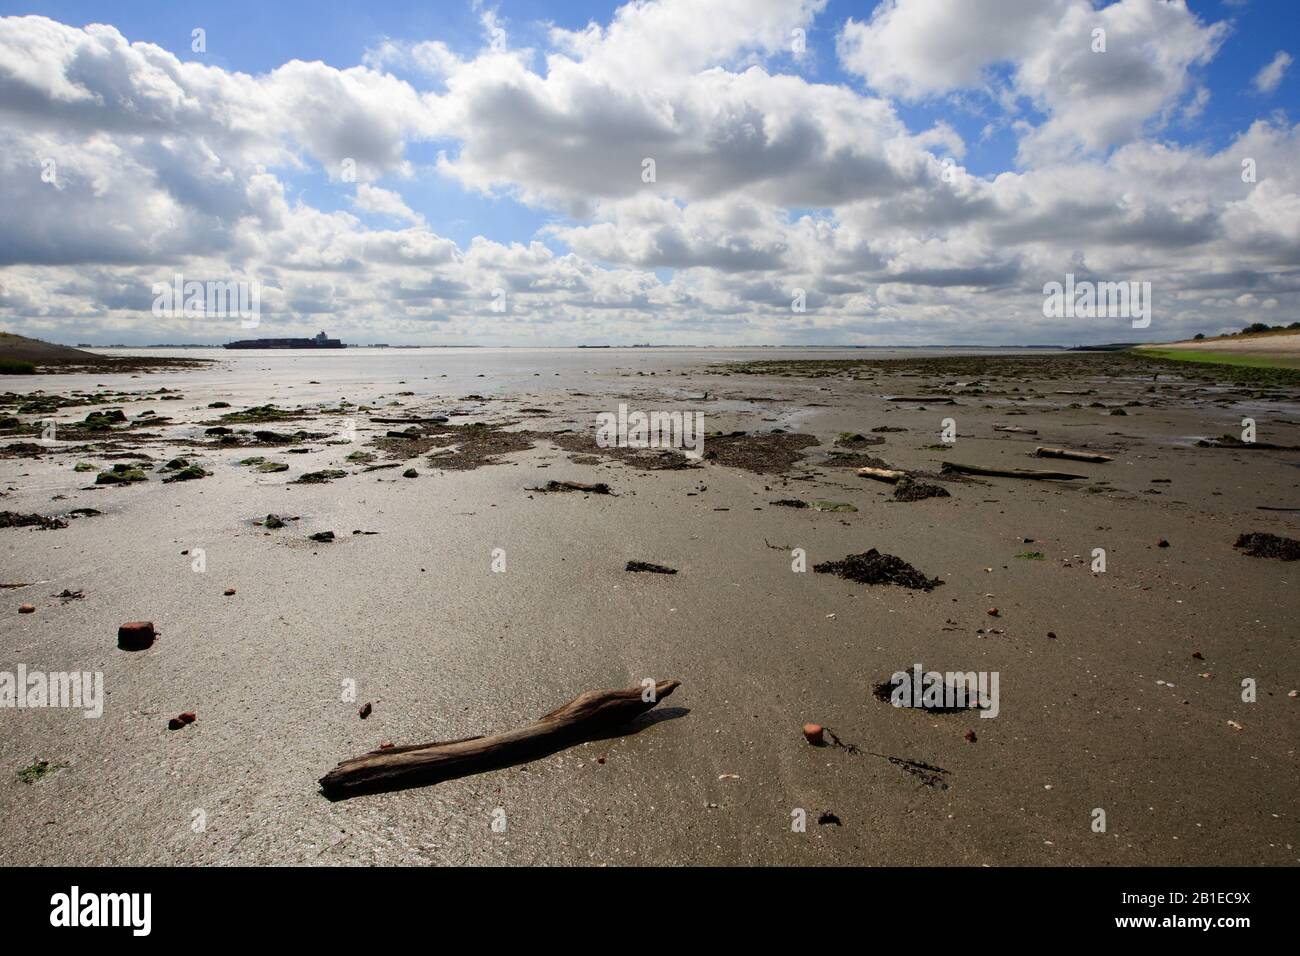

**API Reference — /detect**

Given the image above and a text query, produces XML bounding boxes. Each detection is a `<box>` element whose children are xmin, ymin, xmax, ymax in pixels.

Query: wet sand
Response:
<box><xmin>1</xmin><ymin>349</ymin><xmax>1297</xmax><ymax>865</ymax></box>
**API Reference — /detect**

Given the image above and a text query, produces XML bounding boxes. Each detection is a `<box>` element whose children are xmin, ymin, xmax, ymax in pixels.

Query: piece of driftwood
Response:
<box><xmin>993</xmin><ymin>424</ymin><xmax>1038</xmax><ymax>435</ymax></box>
<box><xmin>941</xmin><ymin>461</ymin><xmax>1086</xmax><ymax>481</ymax></box>
<box><xmin>856</xmin><ymin>466</ymin><xmax>907</xmax><ymax>484</ymax></box>
<box><xmin>1035</xmin><ymin>446</ymin><xmax>1113</xmax><ymax>463</ymax></box>
<box><xmin>319</xmin><ymin>680</ymin><xmax>681</xmax><ymax>799</ymax></box>
<box><xmin>885</xmin><ymin>395</ymin><xmax>956</xmax><ymax>404</ymax></box>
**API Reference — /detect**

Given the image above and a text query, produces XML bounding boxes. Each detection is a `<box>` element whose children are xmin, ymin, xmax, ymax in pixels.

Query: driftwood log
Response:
<box><xmin>941</xmin><ymin>461</ymin><xmax>1086</xmax><ymax>481</ymax></box>
<box><xmin>856</xmin><ymin>466</ymin><xmax>907</xmax><ymax>484</ymax></box>
<box><xmin>1035</xmin><ymin>446</ymin><xmax>1113</xmax><ymax>463</ymax></box>
<box><xmin>319</xmin><ymin>680</ymin><xmax>681</xmax><ymax>799</ymax></box>
<box><xmin>993</xmin><ymin>425</ymin><xmax>1038</xmax><ymax>435</ymax></box>
<box><xmin>885</xmin><ymin>395</ymin><xmax>956</xmax><ymax>404</ymax></box>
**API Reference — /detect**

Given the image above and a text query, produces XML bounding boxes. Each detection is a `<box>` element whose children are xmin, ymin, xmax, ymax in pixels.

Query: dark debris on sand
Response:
<box><xmin>1233</xmin><ymin>531</ymin><xmax>1300</xmax><ymax>560</ymax></box>
<box><xmin>700</xmin><ymin>431</ymin><xmax>819</xmax><ymax>474</ymax></box>
<box><xmin>0</xmin><ymin>511</ymin><xmax>67</xmax><ymax>530</ymax></box>
<box><xmin>834</xmin><ymin>432</ymin><xmax>886</xmax><ymax>449</ymax></box>
<box><xmin>626</xmin><ymin>560</ymin><xmax>677</xmax><ymax>574</ymax></box>
<box><xmin>814</xmin><ymin>548</ymin><xmax>944</xmax><ymax>590</ymax></box>
<box><xmin>891</xmin><ymin>475</ymin><xmax>951</xmax><ymax>502</ymax></box>
<box><xmin>548</xmin><ymin>431</ymin><xmax>699</xmax><ymax>470</ymax></box>
<box><xmin>374</xmin><ymin>421</ymin><xmax>541</xmax><ymax>471</ymax></box>
<box><xmin>530</xmin><ymin>480</ymin><xmax>613</xmax><ymax>495</ymax></box>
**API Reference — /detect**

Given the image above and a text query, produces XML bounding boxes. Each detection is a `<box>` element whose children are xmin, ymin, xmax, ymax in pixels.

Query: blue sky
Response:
<box><xmin>12</xmin><ymin>0</ymin><xmax>1294</xmax><ymax>248</ymax></box>
<box><xmin>1</xmin><ymin>1</ymin><xmax>1297</xmax><ymax>345</ymax></box>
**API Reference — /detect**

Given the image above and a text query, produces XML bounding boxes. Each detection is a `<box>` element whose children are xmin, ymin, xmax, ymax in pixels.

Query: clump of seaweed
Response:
<box><xmin>0</xmin><ymin>511</ymin><xmax>68</xmax><ymax>530</ymax></box>
<box><xmin>814</xmin><ymin>549</ymin><xmax>943</xmax><ymax>591</ymax></box>
<box><xmin>1233</xmin><ymin>532</ymin><xmax>1300</xmax><ymax>560</ymax></box>
<box><xmin>891</xmin><ymin>476</ymin><xmax>950</xmax><ymax>502</ymax></box>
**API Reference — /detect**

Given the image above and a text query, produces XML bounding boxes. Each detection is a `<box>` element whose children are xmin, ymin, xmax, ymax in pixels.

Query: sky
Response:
<box><xmin>0</xmin><ymin>0</ymin><xmax>1296</xmax><ymax>346</ymax></box>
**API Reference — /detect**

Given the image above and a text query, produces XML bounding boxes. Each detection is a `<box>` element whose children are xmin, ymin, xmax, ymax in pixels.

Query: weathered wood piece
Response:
<box><xmin>940</xmin><ymin>462</ymin><xmax>1086</xmax><ymax>481</ymax></box>
<box><xmin>319</xmin><ymin>680</ymin><xmax>681</xmax><ymax>799</ymax></box>
<box><xmin>856</xmin><ymin>466</ymin><xmax>908</xmax><ymax>484</ymax></box>
<box><xmin>1035</xmin><ymin>446</ymin><xmax>1113</xmax><ymax>463</ymax></box>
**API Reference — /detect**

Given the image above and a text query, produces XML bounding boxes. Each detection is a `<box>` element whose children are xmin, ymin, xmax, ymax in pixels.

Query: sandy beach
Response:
<box><xmin>0</xmin><ymin>347</ymin><xmax>1295</xmax><ymax>866</ymax></box>
<box><xmin>1139</xmin><ymin>332</ymin><xmax>1300</xmax><ymax>358</ymax></box>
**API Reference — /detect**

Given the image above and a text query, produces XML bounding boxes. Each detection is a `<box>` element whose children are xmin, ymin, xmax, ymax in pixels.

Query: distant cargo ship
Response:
<box><xmin>224</xmin><ymin>331</ymin><xmax>345</xmax><ymax>350</ymax></box>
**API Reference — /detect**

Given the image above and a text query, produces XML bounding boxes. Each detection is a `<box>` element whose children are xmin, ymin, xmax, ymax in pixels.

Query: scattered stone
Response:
<box><xmin>223</xmin><ymin>588</ymin><xmax>236</xmax><ymax>596</ymax></box>
<box><xmin>95</xmin><ymin>464</ymin><xmax>147</xmax><ymax>484</ymax></box>
<box><xmin>1157</xmin><ymin>538</ymin><xmax>1170</xmax><ymax>548</ymax></box>
<box><xmin>257</xmin><ymin>461</ymin><xmax>289</xmax><ymax>473</ymax></box>
<box><xmin>308</xmin><ymin>531</ymin><xmax>336</xmax><ymax>543</ymax></box>
<box><xmin>359</xmin><ymin>703</ymin><xmax>372</xmax><ymax>719</ymax></box>
<box><xmin>264</xmin><ymin>514</ymin><xmax>286</xmax><ymax>529</ymax></box>
<box><xmin>964</xmin><ymin>729</ymin><xmax>977</xmax><ymax>743</ymax></box>
<box><xmin>802</xmin><ymin>723</ymin><xmax>824</xmax><ymax>745</ymax></box>
<box><xmin>817</xmin><ymin>812</ymin><xmax>842</xmax><ymax>826</ymax></box>
<box><xmin>770</xmin><ymin>499</ymin><xmax>808</xmax><ymax>508</ymax></box>
<box><xmin>812</xmin><ymin>500</ymin><xmax>857</xmax><ymax>512</ymax></box>
<box><xmin>161</xmin><ymin>464</ymin><xmax>211</xmax><ymax>483</ymax></box>
<box><xmin>18</xmin><ymin>603</ymin><xmax>35</xmax><ymax>614</ymax></box>
<box><xmin>167</xmin><ymin>712</ymin><xmax>197</xmax><ymax>731</ymax></box>
<box><xmin>402</xmin><ymin>468</ymin><xmax>418</xmax><ymax>478</ymax></box>
<box><xmin>117</xmin><ymin>621</ymin><xmax>156</xmax><ymax>651</ymax></box>
<box><xmin>987</xmin><ymin>607</ymin><xmax>999</xmax><ymax>616</ymax></box>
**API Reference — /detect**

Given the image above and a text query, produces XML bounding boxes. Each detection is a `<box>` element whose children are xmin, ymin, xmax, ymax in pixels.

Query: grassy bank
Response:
<box><xmin>1137</xmin><ymin>346</ymin><xmax>1300</xmax><ymax>370</ymax></box>
<box><xmin>1127</xmin><ymin>348</ymin><xmax>1300</xmax><ymax>387</ymax></box>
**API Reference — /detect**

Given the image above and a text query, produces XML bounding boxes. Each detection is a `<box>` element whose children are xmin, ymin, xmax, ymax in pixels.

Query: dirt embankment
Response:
<box><xmin>0</xmin><ymin>332</ymin><xmax>212</xmax><ymax>373</ymax></box>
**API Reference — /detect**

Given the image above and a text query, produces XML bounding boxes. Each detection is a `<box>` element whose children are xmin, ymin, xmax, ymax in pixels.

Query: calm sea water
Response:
<box><xmin>17</xmin><ymin>346</ymin><xmax>1052</xmax><ymax>406</ymax></box>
